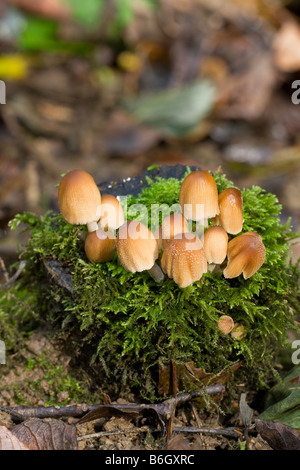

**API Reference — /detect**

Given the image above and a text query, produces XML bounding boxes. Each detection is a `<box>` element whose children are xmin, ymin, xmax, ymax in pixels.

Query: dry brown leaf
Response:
<box><xmin>0</xmin><ymin>425</ymin><xmax>29</xmax><ymax>450</ymax></box>
<box><xmin>256</xmin><ymin>419</ymin><xmax>300</xmax><ymax>450</ymax></box>
<box><xmin>11</xmin><ymin>418</ymin><xmax>78</xmax><ymax>450</ymax></box>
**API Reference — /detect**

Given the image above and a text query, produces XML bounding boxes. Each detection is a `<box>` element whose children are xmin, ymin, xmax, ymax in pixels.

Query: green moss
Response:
<box><xmin>3</xmin><ymin>169</ymin><xmax>300</xmax><ymax>400</ymax></box>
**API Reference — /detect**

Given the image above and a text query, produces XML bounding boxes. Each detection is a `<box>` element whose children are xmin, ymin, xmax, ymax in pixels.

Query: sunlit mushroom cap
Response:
<box><xmin>58</xmin><ymin>169</ymin><xmax>101</xmax><ymax>225</ymax></box>
<box><xmin>117</xmin><ymin>220</ymin><xmax>158</xmax><ymax>273</ymax></box>
<box><xmin>218</xmin><ymin>188</ymin><xmax>243</xmax><ymax>235</ymax></box>
<box><xmin>98</xmin><ymin>194</ymin><xmax>125</xmax><ymax>230</ymax></box>
<box><xmin>179</xmin><ymin>170</ymin><xmax>219</xmax><ymax>221</ymax></box>
<box><xmin>84</xmin><ymin>229</ymin><xmax>116</xmax><ymax>263</ymax></box>
<box><xmin>203</xmin><ymin>226</ymin><xmax>228</xmax><ymax>264</ymax></box>
<box><xmin>161</xmin><ymin>232</ymin><xmax>207</xmax><ymax>288</ymax></box>
<box><xmin>160</xmin><ymin>213</ymin><xmax>189</xmax><ymax>249</ymax></box>
<box><xmin>223</xmin><ymin>231</ymin><xmax>266</xmax><ymax>280</ymax></box>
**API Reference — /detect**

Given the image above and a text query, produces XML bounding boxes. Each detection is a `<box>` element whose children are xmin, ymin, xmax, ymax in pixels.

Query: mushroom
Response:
<box><xmin>98</xmin><ymin>194</ymin><xmax>125</xmax><ymax>234</ymax></box>
<box><xmin>157</xmin><ymin>213</ymin><xmax>189</xmax><ymax>250</ymax></box>
<box><xmin>217</xmin><ymin>315</ymin><xmax>235</xmax><ymax>335</ymax></box>
<box><xmin>231</xmin><ymin>324</ymin><xmax>246</xmax><ymax>340</ymax></box>
<box><xmin>161</xmin><ymin>232</ymin><xmax>207</xmax><ymax>288</ymax></box>
<box><xmin>84</xmin><ymin>229</ymin><xmax>116</xmax><ymax>263</ymax></box>
<box><xmin>116</xmin><ymin>220</ymin><xmax>164</xmax><ymax>282</ymax></box>
<box><xmin>223</xmin><ymin>231</ymin><xmax>266</xmax><ymax>280</ymax></box>
<box><xmin>58</xmin><ymin>169</ymin><xmax>101</xmax><ymax>233</ymax></box>
<box><xmin>179</xmin><ymin>170</ymin><xmax>219</xmax><ymax>227</ymax></box>
<box><xmin>216</xmin><ymin>188</ymin><xmax>243</xmax><ymax>235</ymax></box>
<box><xmin>153</xmin><ymin>226</ymin><xmax>163</xmax><ymax>251</ymax></box>
<box><xmin>203</xmin><ymin>226</ymin><xmax>228</xmax><ymax>272</ymax></box>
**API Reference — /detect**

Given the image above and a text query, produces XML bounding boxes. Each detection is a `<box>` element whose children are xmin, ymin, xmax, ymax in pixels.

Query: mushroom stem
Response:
<box><xmin>87</xmin><ymin>221</ymin><xmax>98</xmax><ymax>233</ymax></box>
<box><xmin>207</xmin><ymin>263</ymin><xmax>216</xmax><ymax>273</ymax></box>
<box><xmin>207</xmin><ymin>263</ymin><xmax>223</xmax><ymax>274</ymax></box>
<box><xmin>148</xmin><ymin>263</ymin><xmax>165</xmax><ymax>283</ymax></box>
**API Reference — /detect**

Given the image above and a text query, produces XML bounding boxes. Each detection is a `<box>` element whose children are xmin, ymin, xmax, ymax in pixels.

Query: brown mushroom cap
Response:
<box><xmin>153</xmin><ymin>226</ymin><xmax>163</xmax><ymax>251</ymax></box>
<box><xmin>179</xmin><ymin>170</ymin><xmax>219</xmax><ymax>221</ymax></box>
<box><xmin>117</xmin><ymin>220</ymin><xmax>158</xmax><ymax>273</ymax></box>
<box><xmin>231</xmin><ymin>324</ymin><xmax>246</xmax><ymax>340</ymax></box>
<box><xmin>58</xmin><ymin>170</ymin><xmax>101</xmax><ymax>228</ymax></box>
<box><xmin>203</xmin><ymin>226</ymin><xmax>228</xmax><ymax>264</ymax></box>
<box><xmin>98</xmin><ymin>194</ymin><xmax>125</xmax><ymax>231</ymax></box>
<box><xmin>84</xmin><ymin>229</ymin><xmax>116</xmax><ymax>263</ymax></box>
<box><xmin>161</xmin><ymin>232</ymin><xmax>207</xmax><ymax>288</ymax></box>
<box><xmin>217</xmin><ymin>315</ymin><xmax>235</xmax><ymax>334</ymax></box>
<box><xmin>223</xmin><ymin>231</ymin><xmax>266</xmax><ymax>279</ymax></box>
<box><xmin>218</xmin><ymin>188</ymin><xmax>243</xmax><ymax>235</ymax></box>
<box><xmin>160</xmin><ymin>213</ymin><xmax>189</xmax><ymax>249</ymax></box>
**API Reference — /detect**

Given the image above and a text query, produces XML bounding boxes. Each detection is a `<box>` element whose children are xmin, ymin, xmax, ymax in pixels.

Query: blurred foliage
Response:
<box><xmin>16</xmin><ymin>0</ymin><xmax>158</xmax><ymax>52</ymax></box>
<box><xmin>124</xmin><ymin>80</ymin><xmax>216</xmax><ymax>136</ymax></box>
<box><xmin>18</xmin><ymin>16</ymin><xmax>93</xmax><ymax>53</ymax></box>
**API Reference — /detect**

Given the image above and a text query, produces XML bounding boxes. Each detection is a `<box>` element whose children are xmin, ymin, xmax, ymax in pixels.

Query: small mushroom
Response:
<box><xmin>217</xmin><ymin>315</ymin><xmax>235</xmax><ymax>335</ymax></box>
<box><xmin>84</xmin><ymin>229</ymin><xmax>116</xmax><ymax>263</ymax></box>
<box><xmin>231</xmin><ymin>324</ymin><xmax>246</xmax><ymax>340</ymax></box>
<box><xmin>116</xmin><ymin>220</ymin><xmax>164</xmax><ymax>282</ymax></box>
<box><xmin>217</xmin><ymin>188</ymin><xmax>243</xmax><ymax>235</ymax></box>
<box><xmin>203</xmin><ymin>226</ymin><xmax>228</xmax><ymax>271</ymax></box>
<box><xmin>58</xmin><ymin>169</ymin><xmax>101</xmax><ymax>233</ymax></box>
<box><xmin>159</xmin><ymin>213</ymin><xmax>189</xmax><ymax>250</ymax></box>
<box><xmin>223</xmin><ymin>231</ymin><xmax>266</xmax><ymax>280</ymax></box>
<box><xmin>161</xmin><ymin>232</ymin><xmax>207</xmax><ymax>288</ymax></box>
<box><xmin>98</xmin><ymin>194</ymin><xmax>125</xmax><ymax>233</ymax></box>
<box><xmin>179</xmin><ymin>170</ymin><xmax>219</xmax><ymax>226</ymax></box>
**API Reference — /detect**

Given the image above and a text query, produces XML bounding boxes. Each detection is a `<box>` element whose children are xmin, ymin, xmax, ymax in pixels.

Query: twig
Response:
<box><xmin>3</xmin><ymin>385</ymin><xmax>225</xmax><ymax>436</ymax></box>
<box><xmin>77</xmin><ymin>427</ymin><xmax>152</xmax><ymax>442</ymax></box>
<box><xmin>77</xmin><ymin>424</ymin><xmax>241</xmax><ymax>443</ymax></box>
<box><xmin>0</xmin><ymin>406</ymin><xmax>27</xmax><ymax>423</ymax></box>
<box><xmin>0</xmin><ymin>257</ymin><xmax>9</xmax><ymax>282</ymax></box>
<box><xmin>0</xmin><ymin>261</ymin><xmax>27</xmax><ymax>292</ymax></box>
<box><xmin>174</xmin><ymin>426</ymin><xmax>242</xmax><ymax>439</ymax></box>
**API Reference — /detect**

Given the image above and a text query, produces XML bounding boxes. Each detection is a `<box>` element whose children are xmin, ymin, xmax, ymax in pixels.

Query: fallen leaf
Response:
<box><xmin>0</xmin><ymin>425</ymin><xmax>29</xmax><ymax>450</ymax></box>
<box><xmin>11</xmin><ymin>418</ymin><xmax>78</xmax><ymax>450</ymax></box>
<box><xmin>158</xmin><ymin>360</ymin><xmax>242</xmax><ymax>396</ymax></box>
<box><xmin>255</xmin><ymin>419</ymin><xmax>300</xmax><ymax>450</ymax></box>
<box><xmin>123</xmin><ymin>80</ymin><xmax>215</xmax><ymax>137</ymax></box>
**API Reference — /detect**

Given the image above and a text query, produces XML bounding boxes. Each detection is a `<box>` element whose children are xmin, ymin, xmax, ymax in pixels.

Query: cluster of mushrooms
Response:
<box><xmin>58</xmin><ymin>169</ymin><xmax>266</xmax><ymax>293</ymax></box>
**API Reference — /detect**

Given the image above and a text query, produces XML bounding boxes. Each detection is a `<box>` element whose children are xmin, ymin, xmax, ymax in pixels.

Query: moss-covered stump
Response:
<box><xmin>2</xmin><ymin>165</ymin><xmax>300</xmax><ymax>401</ymax></box>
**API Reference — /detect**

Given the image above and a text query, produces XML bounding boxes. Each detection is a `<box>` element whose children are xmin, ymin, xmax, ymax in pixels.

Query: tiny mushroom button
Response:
<box><xmin>58</xmin><ymin>169</ymin><xmax>101</xmax><ymax>233</ymax></box>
